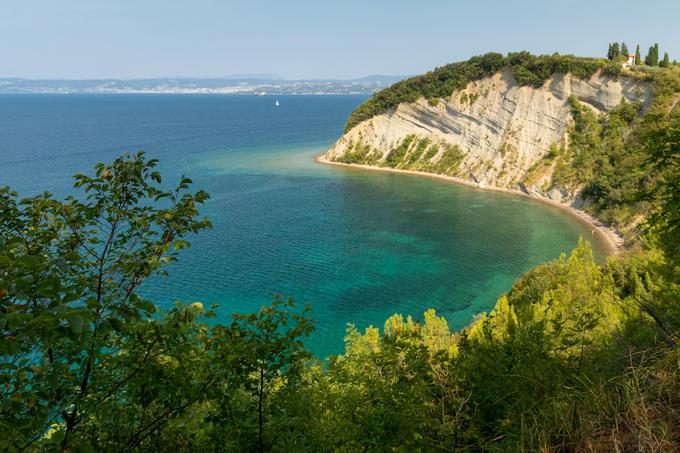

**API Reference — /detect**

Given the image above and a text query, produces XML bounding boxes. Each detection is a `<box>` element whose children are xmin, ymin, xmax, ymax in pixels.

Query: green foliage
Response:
<box><xmin>635</xmin><ymin>44</ymin><xmax>642</xmax><ymax>65</ymax></box>
<box><xmin>333</xmin><ymin>134</ymin><xmax>463</xmax><ymax>177</ymax></box>
<box><xmin>409</xmin><ymin>137</ymin><xmax>432</xmax><ymax>166</ymax></box>
<box><xmin>645</xmin><ymin>43</ymin><xmax>660</xmax><ymax>66</ymax></box>
<box><xmin>265</xmin><ymin>239</ymin><xmax>679</xmax><ymax>451</ymax></box>
<box><xmin>422</xmin><ymin>144</ymin><xmax>440</xmax><ymax>162</ymax></box>
<box><xmin>621</xmin><ymin>42</ymin><xmax>629</xmax><ymax>58</ymax></box>
<box><xmin>430</xmin><ymin>143</ymin><xmax>463</xmax><ymax>176</ymax></box>
<box><xmin>549</xmin><ymin>69</ymin><xmax>680</xmax><ymax>231</ymax></box>
<box><xmin>383</xmin><ymin>134</ymin><xmax>416</xmax><ymax>167</ymax></box>
<box><xmin>345</xmin><ymin>52</ymin><xmax>607</xmax><ymax>132</ymax></box>
<box><xmin>603</xmin><ymin>61</ymin><xmax>623</xmax><ymax>78</ymax></box>
<box><xmin>0</xmin><ymin>153</ymin><xmax>212</xmax><ymax>451</ymax></box>
<box><xmin>523</xmin><ymin>143</ymin><xmax>559</xmax><ymax>186</ymax></box>
<box><xmin>638</xmin><ymin>109</ymin><xmax>680</xmax><ymax>266</ymax></box>
<box><xmin>212</xmin><ymin>296</ymin><xmax>313</xmax><ymax>452</ymax></box>
<box><xmin>334</xmin><ymin>139</ymin><xmax>375</xmax><ymax>164</ymax></box>
<box><xmin>0</xmin><ymin>155</ymin><xmax>315</xmax><ymax>452</ymax></box>
<box><xmin>660</xmin><ymin>51</ymin><xmax>671</xmax><ymax>68</ymax></box>
<box><xmin>550</xmin><ymin>96</ymin><xmax>602</xmax><ymax>190</ymax></box>
<box><xmin>608</xmin><ymin>42</ymin><xmax>621</xmax><ymax>61</ymax></box>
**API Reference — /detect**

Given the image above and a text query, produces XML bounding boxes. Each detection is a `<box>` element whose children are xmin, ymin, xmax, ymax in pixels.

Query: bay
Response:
<box><xmin>0</xmin><ymin>94</ymin><xmax>607</xmax><ymax>357</ymax></box>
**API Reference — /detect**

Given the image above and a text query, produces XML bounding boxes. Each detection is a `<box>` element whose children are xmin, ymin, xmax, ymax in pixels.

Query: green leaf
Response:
<box><xmin>66</xmin><ymin>313</ymin><xmax>84</xmax><ymax>334</ymax></box>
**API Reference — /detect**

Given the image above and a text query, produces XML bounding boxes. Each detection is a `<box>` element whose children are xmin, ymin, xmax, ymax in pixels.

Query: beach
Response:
<box><xmin>316</xmin><ymin>154</ymin><xmax>623</xmax><ymax>256</ymax></box>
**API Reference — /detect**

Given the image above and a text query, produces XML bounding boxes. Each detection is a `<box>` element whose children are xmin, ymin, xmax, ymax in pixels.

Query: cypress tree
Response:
<box><xmin>607</xmin><ymin>43</ymin><xmax>614</xmax><ymax>61</ymax></box>
<box><xmin>660</xmin><ymin>52</ymin><xmax>670</xmax><ymax>68</ymax></box>
<box><xmin>654</xmin><ymin>43</ymin><xmax>660</xmax><ymax>65</ymax></box>
<box><xmin>645</xmin><ymin>45</ymin><xmax>655</xmax><ymax>65</ymax></box>
<box><xmin>635</xmin><ymin>45</ymin><xmax>641</xmax><ymax>65</ymax></box>
<box><xmin>621</xmin><ymin>42</ymin><xmax>629</xmax><ymax>58</ymax></box>
<box><xmin>611</xmin><ymin>42</ymin><xmax>621</xmax><ymax>60</ymax></box>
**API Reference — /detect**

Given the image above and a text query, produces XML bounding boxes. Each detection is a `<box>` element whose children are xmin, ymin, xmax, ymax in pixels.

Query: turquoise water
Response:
<box><xmin>0</xmin><ymin>94</ymin><xmax>607</xmax><ymax>357</ymax></box>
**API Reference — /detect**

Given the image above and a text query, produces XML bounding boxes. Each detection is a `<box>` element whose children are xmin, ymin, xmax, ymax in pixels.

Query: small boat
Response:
<box><xmin>275</xmin><ymin>100</ymin><xmax>280</xmax><ymax>106</ymax></box>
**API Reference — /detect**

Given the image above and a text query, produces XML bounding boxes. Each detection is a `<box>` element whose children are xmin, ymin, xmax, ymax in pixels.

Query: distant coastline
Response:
<box><xmin>316</xmin><ymin>154</ymin><xmax>622</xmax><ymax>256</ymax></box>
<box><xmin>0</xmin><ymin>75</ymin><xmax>405</xmax><ymax>95</ymax></box>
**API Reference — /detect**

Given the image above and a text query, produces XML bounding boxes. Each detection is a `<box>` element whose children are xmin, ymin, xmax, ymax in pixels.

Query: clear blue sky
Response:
<box><xmin>2</xmin><ymin>0</ymin><xmax>679</xmax><ymax>79</ymax></box>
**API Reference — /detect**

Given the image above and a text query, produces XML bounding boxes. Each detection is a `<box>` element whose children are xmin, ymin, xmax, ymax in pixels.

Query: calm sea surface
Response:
<box><xmin>0</xmin><ymin>94</ymin><xmax>607</xmax><ymax>357</ymax></box>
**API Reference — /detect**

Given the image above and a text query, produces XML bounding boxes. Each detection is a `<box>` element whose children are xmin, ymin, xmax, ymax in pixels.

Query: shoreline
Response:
<box><xmin>316</xmin><ymin>154</ymin><xmax>623</xmax><ymax>256</ymax></box>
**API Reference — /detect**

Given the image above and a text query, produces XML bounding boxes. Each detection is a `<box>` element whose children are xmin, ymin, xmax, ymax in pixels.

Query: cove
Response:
<box><xmin>0</xmin><ymin>94</ymin><xmax>608</xmax><ymax>358</ymax></box>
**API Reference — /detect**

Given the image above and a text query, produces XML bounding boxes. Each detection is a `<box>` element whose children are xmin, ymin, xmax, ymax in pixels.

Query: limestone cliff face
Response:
<box><xmin>325</xmin><ymin>69</ymin><xmax>652</xmax><ymax>205</ymax></box>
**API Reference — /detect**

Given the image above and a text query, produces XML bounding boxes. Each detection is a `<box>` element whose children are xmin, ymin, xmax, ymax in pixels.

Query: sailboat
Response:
<box><xmin>275</xmin><ymin>100</ymin><xmax>280</xmax><ymax>106</ymax></box>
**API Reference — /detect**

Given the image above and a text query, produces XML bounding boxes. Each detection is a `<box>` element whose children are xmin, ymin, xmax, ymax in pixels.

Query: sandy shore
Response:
<box><xmin>316</xmin><ymin>154</ymin><xmax>623</xmax><ymax>256</ymax></box>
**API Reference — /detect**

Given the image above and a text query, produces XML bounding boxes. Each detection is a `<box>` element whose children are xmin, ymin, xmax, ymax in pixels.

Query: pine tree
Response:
<box><xmin>635</xmin><ymin>45</ymin><xmax>641</xmax><ymax>65</ymax></box>
<box><xmin>607</xmin><ymin>43</ymin><xmax>614</xmax><ymax>61</ymax></box>
<box><xmin>611</xmin><ymin>42</ymin><xmax>621</xmax><ymax>60</ymax></box>
<box><xmin>660</xmin><ymin>52</ymin><xmax>670</xmax><ymax>68</ymax></box>
<box><xmin>621</xmin><ymin>42</ymin><xmax>629</xmax><ymax>58</ymax></box>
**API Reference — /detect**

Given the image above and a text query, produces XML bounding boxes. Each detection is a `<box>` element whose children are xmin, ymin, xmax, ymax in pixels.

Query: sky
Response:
<box><xmin>2</xmin><ymin>0</ymin><xmax>679</xmax><ymax>80</ymax></box>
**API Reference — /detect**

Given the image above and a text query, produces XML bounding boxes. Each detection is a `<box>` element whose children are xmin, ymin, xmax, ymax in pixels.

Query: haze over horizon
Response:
<box><xmin>0</xmin><ymin>73</ymin><xmax>408</xmax><ymax>82</ymax></box>
<box><xmin>2</xmin><ymin>0</ymin><xmax>680</xmax><ymax>80</ymax></box>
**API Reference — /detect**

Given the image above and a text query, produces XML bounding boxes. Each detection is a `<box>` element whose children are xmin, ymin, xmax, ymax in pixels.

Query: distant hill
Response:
<box><xmin>0</xmin><ymin>75</ymin><xmax>406</xmax><ymax>95</ymax></box>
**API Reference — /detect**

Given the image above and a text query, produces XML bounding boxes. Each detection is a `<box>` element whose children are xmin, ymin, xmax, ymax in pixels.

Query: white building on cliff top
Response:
<box><xmin>623</xmin><ymin>54</ymin><xmax>636</xmax><ymax>67</ymax></box>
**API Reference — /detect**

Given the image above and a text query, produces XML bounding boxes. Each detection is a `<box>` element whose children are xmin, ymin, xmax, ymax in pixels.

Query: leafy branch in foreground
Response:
<box><xmin>0</xmin><ymin>152</ymin><xmax>212</xmax><ymax>449</ymax></box>
<box><xmin>0</xmin><ymin>152</ymin><xmax>317</xmax><ymax>452</ymax></box>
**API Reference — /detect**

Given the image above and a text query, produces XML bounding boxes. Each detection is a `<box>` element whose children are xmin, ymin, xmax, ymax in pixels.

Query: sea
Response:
<box><xmin>0</xmin><ymin>94</ymin><xmax>607</xmax><ymax>357</ymax></box>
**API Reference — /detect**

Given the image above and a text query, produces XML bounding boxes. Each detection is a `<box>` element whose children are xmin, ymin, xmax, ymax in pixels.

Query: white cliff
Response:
<box><xmin>325</xmin><ymin>69</ymin><xmax>652</xmax><ymax>205</ymax></box>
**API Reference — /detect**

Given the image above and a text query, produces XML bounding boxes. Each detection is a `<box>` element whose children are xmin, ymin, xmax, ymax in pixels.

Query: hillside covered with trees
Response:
<box><xmin>2</xmin><ymin>55</ymin><xmax>680</xmax><ymax>451</ymax></box>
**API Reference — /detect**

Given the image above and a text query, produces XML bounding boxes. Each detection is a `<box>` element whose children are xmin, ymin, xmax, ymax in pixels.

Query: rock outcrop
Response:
<box><xmin>325</xmin><ymin>69</ymin><xmax>652</xmax><ymax>205</ymax></box>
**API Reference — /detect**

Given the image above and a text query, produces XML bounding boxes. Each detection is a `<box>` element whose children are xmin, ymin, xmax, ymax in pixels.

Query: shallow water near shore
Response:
<box><xmin>0</xmin><ymin>94</ymin><xmax>608</xmax><ymax>357</ymax></box>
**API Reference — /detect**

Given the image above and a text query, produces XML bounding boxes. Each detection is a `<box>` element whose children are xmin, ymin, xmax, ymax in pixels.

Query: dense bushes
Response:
<box><xmin>551</xmin><ymin>73</ymin><xmax>680</xmax><ymax>232</ymax></box>
<box><xmin>332</xmin><ymin>135</ymin><xmax>463</xmax><ymax>177</ymax></box>
<box><xmin>345</xmin><ymin>52</ymin><xmax>608</xmax><ymax>131</ymax></box>
<box><xmin>289</xmin><ymin>237</ymin><xmax>680</xmax><ymax>451</ymax></box>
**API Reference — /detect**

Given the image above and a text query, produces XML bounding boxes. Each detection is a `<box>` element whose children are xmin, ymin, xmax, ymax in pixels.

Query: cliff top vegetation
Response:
<box><xmin>345</xmin><ymin>51</ymin><xmax>679</xmax><ymax>132</ymax></box>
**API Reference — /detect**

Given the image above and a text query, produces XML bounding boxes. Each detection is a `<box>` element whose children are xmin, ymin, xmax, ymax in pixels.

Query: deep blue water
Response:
<box><xmin>0</xmin><ymin>94</ymin><xmax>607</xmax><ymax>357</ymax></box>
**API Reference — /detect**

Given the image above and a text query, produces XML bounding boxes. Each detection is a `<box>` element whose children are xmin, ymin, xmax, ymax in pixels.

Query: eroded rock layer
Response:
<box><xmin>325</xmin><ymin>69</ymin><xmax>652</xmax><ymax>204</ymax></box>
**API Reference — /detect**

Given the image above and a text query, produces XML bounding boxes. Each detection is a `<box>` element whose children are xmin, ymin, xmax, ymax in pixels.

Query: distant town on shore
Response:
<box><xmin>0</xmin><ymin>75</ymin><xmax>406</xmax><ymax>95</ymax></box>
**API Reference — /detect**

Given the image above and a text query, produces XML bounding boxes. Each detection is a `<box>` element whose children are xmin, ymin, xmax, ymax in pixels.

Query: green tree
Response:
<box><xmin>660</xmin><ymin>52</ymin><xmax>670</xmax><ymax>68</ymax></box>
<box><xmin>646</xmin><ymin>43</ymin><xmax>660</xmax><ymax>66</ymax></box>
<box><xmin>608</xmin><ymin>42</ymin><xmax>621</xmax><ymax>61</ymax></box>
<box><xmin>644</xmin><ymin>46</ymin><xmax>653</xmax><ymax>65</ymax></box>
<box><xmin>0</xmin><ymin>153</ymin><xmax>213</xmax><ymax>450</ymax></box>
<box><xmin>0</xmin><ymin>154</ymin><xmax>320</xmax><ymax>452</ymax></box>
<box><xmin>621</xmin><ymin>42</ymin><xmax>629</xmax><ymax>57</ymax></box>
<box><xmin>635</xmin><ymin>44</ymin><xmax>642</xmax><ymax>65</ymax></box>
<box><xmin>230</xmin><ymin>296</ymin><xmax>313</xmax><ymax>453</ymax></box>
<box><xmin>641</xmin><ymin>114</ymin><xmax>680</xmax><ymax>266</ymax></box>
<box><xmin>318</xmin><ymin>312</ymin><xmax>470</xmax><ymax>451</ymax></box>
